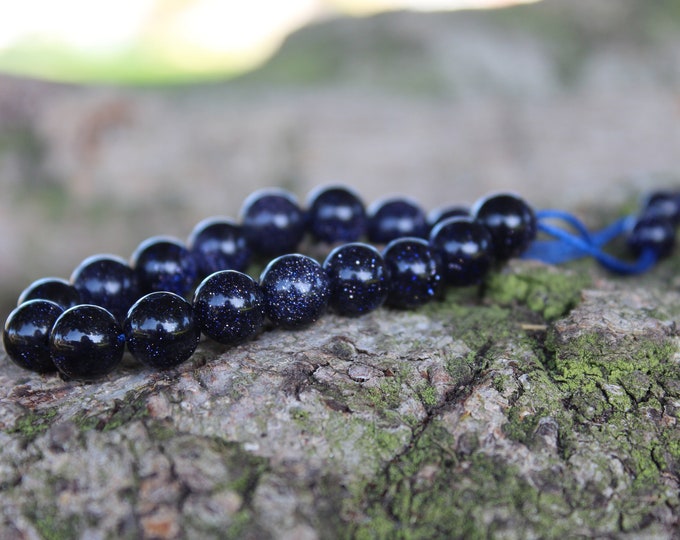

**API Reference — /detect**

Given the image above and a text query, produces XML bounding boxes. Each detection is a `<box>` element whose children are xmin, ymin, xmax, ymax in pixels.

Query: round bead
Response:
<box><xmin>382</xmin><ymin>238</ymin><xmax>443</xmax><ymax>309</ymax></box>
<box><xmin>240</xmin><ymin>189</ymin><xmax>306</xmax><ymax>257</ymax></box>
<box><xmin>71</xmin><ymin>254</ymin><xmax>140</xmax><ymax>322</ymax></box>
<box><xmin>627</xmin><ymin>215</ymin><xmax>675</xmax><ymax>259</ymax></box>
<box><xmin>131</xmin><ymin>236</ymin><xmax>198</xmax><ymax>298</ymax></box>
<box><xmin>367</xmin><ymin>198</ymin><xmax>428</xmax><ymax>244</ymax></box>
<box><xmin>427</xmin><ymin>205</ymin><xmax>470</xmax><ymax>231</ymax></box>
<box><xmin>323</xmin><ymin>243</ymin><xmax>388</xmax><ymax>316</ymax></box>
<box><xmin>473</xmin><ymin>193</ymin><xmax>537</xmax><ymax>260</ymax></box>
<box><xmin>188</xmin><ymin>217</ymin><xmax>251</xmax><ymax>278</ymax></box>
<box><xmin>18</xmin><ymin>277</ymin><xmax>81</xmax><ymax>310</ymax></box>
<box><xmin>260</xmin><ymin>254</ymin><xmax>330</xmax><ymax>329</ymax></box>
<box><xmin>50</xmin><ymin>305</ymin><xmax>125</xmax><ymax>380</ymax></box>
<box><xmin>193</xmin><ymin>270</ymin><xmax>265</xmax><ymax>345</ymax></box>
<box><xmin>124</xmin><ymin>292</ymin><xmax>200</xmax><ymax>369</ymax></box>
<box><xmin>641</xmin><ymin>191</ymin><xmax>680</xmax><ymax>225</ymax></box>
<box><xmin>429</xmin><ymin>217</ymin><xmax>494</xmax><ymax>286</ymax></box>
<box><xmin>306</xmin><ymin>185</ymin><xmax>366</xmax><ymax>243</ymax></box>
<box><xmin>3</xmin><ymin>299</ymin><xmax>63</xmax><ymax>372</ymax></box>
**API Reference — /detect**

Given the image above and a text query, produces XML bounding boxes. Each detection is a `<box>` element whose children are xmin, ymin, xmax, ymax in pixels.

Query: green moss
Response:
<box><xmin>10</xmin><ymin>407</ymin><xmax>58</xmax><ymax>440</ymax></box>
<box><xmin>27</xmin><ymin>505</ymin><xmax>81</xmax><ymax>540</ymax></box>
<box><xmin>418</xmin><ymin>385</ymin><xmax>439</xmax><ymax>408</ymax></box>
<box><xmin>365</xmin><ymin>378</ymin><xmax>405</xmax><ymax>410</ymax></box>
<box><xmin>102</xmin><ymin>391</ymin><xmax>150</xmax><ymax>431</ymax></box>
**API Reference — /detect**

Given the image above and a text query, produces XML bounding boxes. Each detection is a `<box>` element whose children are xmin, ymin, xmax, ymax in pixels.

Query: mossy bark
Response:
<box><xmin>1</xmin><ymin>260</ymin><xmax>679</xmax><ymax>538</ymax></box>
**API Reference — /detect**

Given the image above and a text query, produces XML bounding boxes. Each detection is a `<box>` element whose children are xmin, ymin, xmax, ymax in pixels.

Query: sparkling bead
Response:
<box><xmin>188</xmin><ymin>217</ymin><xmax>250</xmax><ymax>278</ymax></box>
<box><xmin>427</xmin><ymin>205</ymin><xmax>470</xmax><ymax>231</ymax></box>
<box><xmin>367</xmin><ymin>197</ymin><xmax>428</xmax><ymax>244</ymax></box>
<box><xmin>124</xmin><ymin>292</ymin><xmax>200</xmax><ymax>369</ymax></box>
<box><xmin>3</xmin><ymin>299</ymin><xmax>63</xmax><ymax>372</ymax></box>
<box><xmin>473</xmin><ymin>193</ymin><xmax>536</xmax><ymax>260</ymax></box>
<box><xmin>382</xmin><ymin>238</ymin><xmax>443</xmax><ymax>309</ymax></box>
<box><xmin>131</xmin><ymin>236</ymin><xmax>199</xmax><ymax>298</ymax></box>
<box><xmin>323</xmin><ymin>243</ymin><xmax>388</xmax><ymax>316</ymax></box>
<box><xmin>193</xmin><ymin>270</ymin><xmax>265</xmax><ymax>345</ymax></box>
<box><xmin>18</xmin><ymin>277</ymin><xmax>81</xmax><ymax>310</ymax></box>
<box><xmin>306</xmin><ymin>185</ymin><xmax>366</xmax><ymax>243</ymax></box>
<box><xmin>260</xmin><ymin>254</ymin><xmax>330</xmax><ymax>328</ymax></box>
<box><xmin>240</xmin><ymin>189</ymin><xmax>305</xmax><ymax>257</ymax></box>
<box><xmin>50</xmin><ymin>305</ymin><xmax>125</xmax><ymax>380</ymax></box>
<box><xmin>641</xmin><ymin>191</ymin><xmax>680</xmax><ymax>225</ymax></box>
<box><xmin>627</xmin><ymin>215</ymin><xmax>675</xmax><ymax>258</ymax></box>
<box><xmin>71</xmin><ymin>255</ymin><xmax>140</xmax><ymax>322</ymax></box>
<box><xmin>429</xmin><ymin>217</ymin><xmax>494</xmax><ymax>286</ymax></box>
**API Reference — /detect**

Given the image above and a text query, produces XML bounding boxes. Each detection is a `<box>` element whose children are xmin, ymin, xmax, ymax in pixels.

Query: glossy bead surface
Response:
<box><xmin>260</xmin><ymin>254</ymin><xmax>330</xmax><ymax>328</ymax></box>
<box><xmin>429</xmin><ymin>217</ymin><xmax>494</xmax><ymax>286</ymax></box>
<box><xmin>323</xmin><ymin>243</ymin><xmax>388</xmax><ymax>316</ymax></box>
<box><xmin>3</xmin><ymin>299</ymin><xmax>63</xmax><ymax>372</ymax></box>
<box><xmin>382</xmin><ymin>238</ymin><xmax>443</xmax><ymax>309</ymax></box>
<box><xmin>241</xmin><ymin>189</ymin><xmax>305</xmax><ymax>257</ymax></box>
<box><xmin>367</xmin><ymin>198</ymin><xmax>428</xmax><ymax>244</ymax></box>
<box><xmin>18</xmin><ymin>277</ymin><xmax>81</xmax><ymax>309</ymax></box>
<box><xmin>124</xmin><ymin>292</ymin><xmax>200</xmax><ymax>369</ymax></box>
<box><xmin>427</xmin><ymin>206</ymin><xmax>470</xmax><ymax>231</ymax></box>
<box><xmin>50</xmin><ymin>305</ymin><xmax>125</xmax><ymax>380</ymax></box>
<box><xmin>193</xmin><ymin>270</ymin><xmax>265</xmax><ymax>344</ymax></box>
<box><xmin>188</xmin><ymin>217</ymin><xmax>251</xmax><ymax>278</ymax></box>
<box><xmin>473</xmin><ymin>193</ymin><xmax>536</xmax><ymax>260</ymax></box>
<box><xmin>641</xmin><ymin>191</ymin><xmax>680</xmax><ymax>225</ymax></box>
<box><xmin>307</xmin><ymin>185</ymin><xmax>366</xmax><ymax>243</ymax></box>
<box><xmin>627</xmin><ymin>215</ymin><xmax>675</xmax><ymax>258</ymax></box>
<box><xmin>71</xmin><ymin>255</ymin><xmax>140</xmax><ymax>322</ymax></box>
<box><xmin>131</xmin><ymin>236</ymin><xmax>198</xmax><ymax>298</ymax></box>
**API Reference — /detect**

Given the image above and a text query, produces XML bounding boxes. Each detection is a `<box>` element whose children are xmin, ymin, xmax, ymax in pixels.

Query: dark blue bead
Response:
<box><xmin>627</xmin><ymin>215</ymin><xmax>675</xmax><ymax>258</ymax></box>
<box><xmin>18</xmin><ymin>277</ymin><xmax>81</xmax><ymax>310</ymax></box>
<box><xmin>367</xmin><ymin>198</ymin><xmax>428</xmax><ymax>244</ymax></box>
<box><xmin>429</xmin><ymin>217</ymin><xmax>494</xmax><ymax>286</ymax></box>
<box><xmin>641</xmin><ymin>191</ymin><xmax>680</xmax><ymax>225</ymax></box>
<box><xmin>240</xmin><ymin>189</ymin><xmax>305</xmax><ymax>257</ymax></box>
<box><xmin>188</xmin><ymin>217</ymin><xmax>251</xmax><ymax>278</ymax></box>
<box><xmin>3</xmin><ymin>299</ymin><xmax>63</xmax><ymax>372</ymax></box>
<box><xmin>50</xmin><ymin>305</ymin><xmax>125</xmax><ymax>380</ymax></box>
<box><xmin>382</xmin><ymin>238</ymin><xmax>443</xmax><ymax>309</ymax></box>
<box><xmin>124</xmin><ymin>292</ymin><xmax>200</xmax><ymax>369</ymax></box>
<box><xmin>306</xmin><ymin>185</ymin><xmax>366</xmax><ymax>243</ymax></box>
<box><xmin>71</xmin><ymin>255</ymin><xmax>140</xmax><ymax>322</ymax></box>
<box><xmin>131</xmin><ymin>236</ymin><xmax>199</xmax><ymax>298</ymax></box>
<box><xmin>427</xmin><ymin>206</ymin><xmax>470</xmax><ymax>231</ymax></box>
<box><xmin>323</xmin><ymin>243</ymin><xmax>388</xmax><ymax>316</ymax></box>
<box><xmin>473</xmin><ymin>193</ymin><xmax>536</xmax><ymax>260</ymax></box>
<box><xmin>193</xmin><ymin>270</ymin><xmax>265</xmax><ymax>344</ymax></box>
<box><xmin>260</xmin><ymin>254</ymin><xmax>330</xmax><ymax>329</ymax></box>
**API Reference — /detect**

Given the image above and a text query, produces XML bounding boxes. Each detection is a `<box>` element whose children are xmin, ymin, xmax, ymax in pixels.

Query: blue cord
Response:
<box><xmin>522</xmin><ymin>211</ymin><xmax>658</xmax><ymax>275</ymax></box>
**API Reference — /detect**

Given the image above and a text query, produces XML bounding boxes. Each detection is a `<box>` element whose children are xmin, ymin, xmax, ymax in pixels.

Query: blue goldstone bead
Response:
<box><xmin>429</xmin><ymin>217</ymin><xmax>494</xmax><ymax>286</ymax></box>
<box><xmin>383</xmin><ymin>238</ymin><xmax>443</xmax><ymax>309</ymax></box>
<box><xmin>473</xmin><ymin>193</ymin><xmax>536</xmax><ymax>260</ymax></box>
<box><xmin>641</xmin><ymin>191</ymin><xmax>680</xmax><ymax>225</ymax></box>
<box><xmin>193</xmin><ymin>270</ymin><xmax>265</xmax><ymax>344</ymax></box>
<box><xmin>427</xmin><ymin>205</ymin><xmax>470</xmax><ymax>231</ymax></box>
<box><xmin>124</xmin><ymin>292</ymin><xmax>200</xmax><ymax>369</ymax></box>
<box><xmin>240</xmin><ymin>189</ymin><xmax>306</xmax><ymax>257</ymax></box>
<box><xmin>260</xmin><ymin>254</ymin><xmax>330</xmax><ymax>329</ymax></box>
<box><xmin>306</xmin><ymin>185</ymin><xmax>366</xmax><ymax>243</ymax></box>
<box><xmin>367</xmin><ymin>197</ymin><xmax>428</xmax><ymax>244</ymax></box>
<box><xmin>323</xmin><ymin>243</ymin><xmax>388</xmax><ymax>316</ymax></box>
<box><xmin>188</xmin><ymin>217</ymin><xmax>251</xmax><ymax>278</ymax></box>
<box><xmin>131</xmin><ymin>236</ymin><xmax>199</xmax><ymax>298</ymax></box>
<box><xmin>627</xmin><ymin>215</ymin><xmax>675</xmax><ymax>259</ymax></box>
<box><xmin>18</xmin><ymin>277</ymin><xmax>81</xmax><ymax>310</ymax></box>
<box><xmin>50</xmin><ymin>305</ymin><xmax>125</xmax><ymax>380</ymax></box>
<box><xmin>3</xmin><ymin>299</ymin><xmax>63</xmax><ymax>372</ymax></box>
<box><xmin>71</xmin><ymin>255</ymin><xmax>140</xmax><ymax>322</ymax></box>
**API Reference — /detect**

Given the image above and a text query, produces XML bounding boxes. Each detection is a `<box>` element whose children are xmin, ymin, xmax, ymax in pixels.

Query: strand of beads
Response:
<box><xmin>3</xmin><ymin>185</ymin><xmax>677</xmax><ymax>382</ymax></box>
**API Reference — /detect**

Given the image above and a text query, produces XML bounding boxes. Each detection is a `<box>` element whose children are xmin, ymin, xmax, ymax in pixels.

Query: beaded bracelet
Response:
<box><xmin>3</xmin><ymin>185</ymin><xmax>678</xmax><ymax>381</ymax></box>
